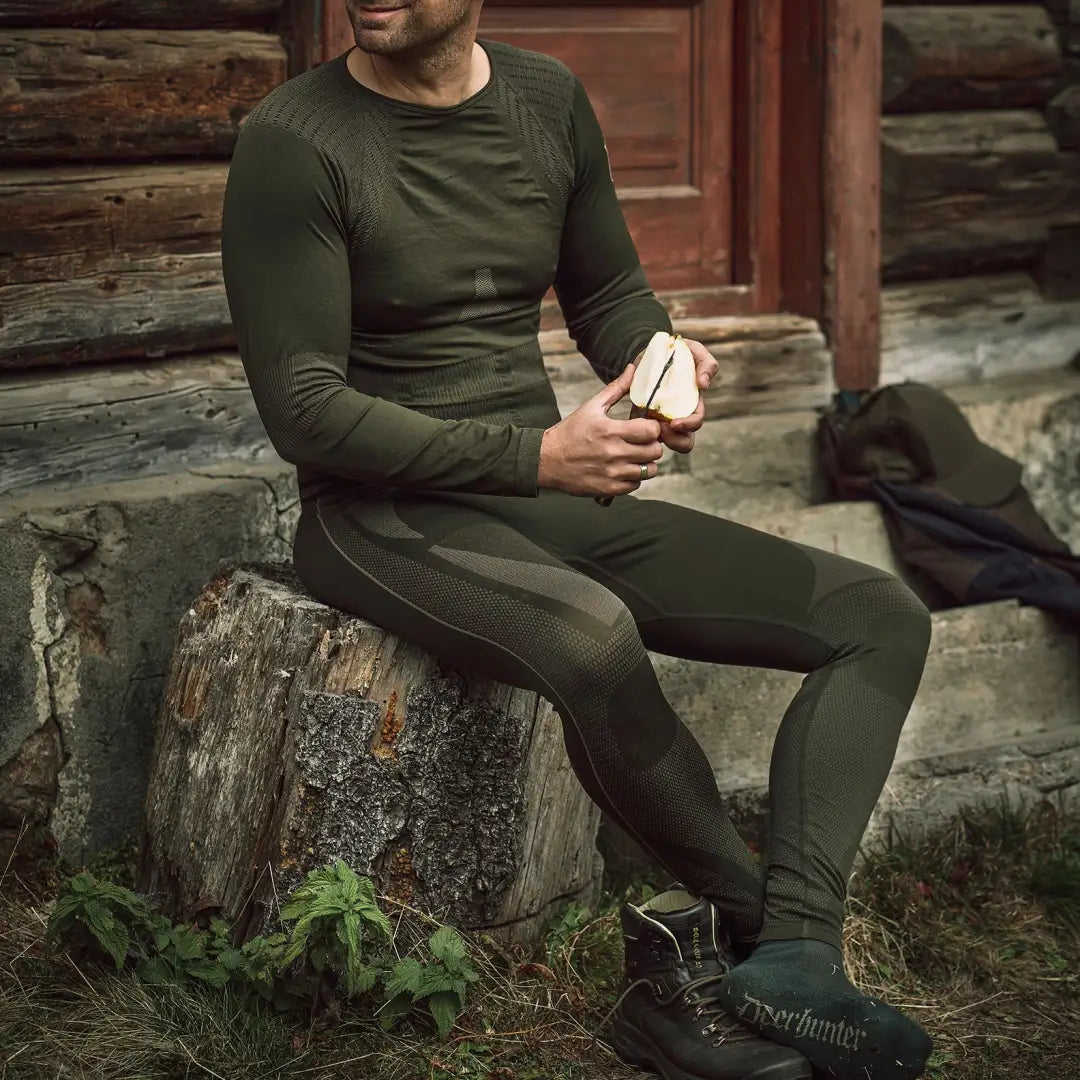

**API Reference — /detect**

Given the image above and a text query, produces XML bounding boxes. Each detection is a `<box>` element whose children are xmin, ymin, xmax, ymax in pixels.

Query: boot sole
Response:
<box><xmin>610</xmin><ymin>1018</ymin><xmax>813</xmax><ymax>1080</ymax></box>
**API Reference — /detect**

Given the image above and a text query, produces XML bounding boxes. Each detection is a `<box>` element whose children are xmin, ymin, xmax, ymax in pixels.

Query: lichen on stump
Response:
<box><xmin>137</xmin><ymin>562</ymin><xmax>602</xmax><ymax>945</ymax></box>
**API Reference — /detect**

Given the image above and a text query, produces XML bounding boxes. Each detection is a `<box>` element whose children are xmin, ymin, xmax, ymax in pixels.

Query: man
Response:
<box><xmin>221</xmin><ymin>3</ymin><xmax>933</xmax><ymax>1078</ymax></box>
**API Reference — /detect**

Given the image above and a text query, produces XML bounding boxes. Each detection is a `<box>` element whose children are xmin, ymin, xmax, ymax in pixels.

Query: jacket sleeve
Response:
<box><xmin>220</xmin><ymin>122</ymin><xmax>544</xmax><ymax>496</ymax></box>
<box><xmin>553</xmin><ymin>77</ymin><xmax>673</xmax><ymax>383</ymax></box>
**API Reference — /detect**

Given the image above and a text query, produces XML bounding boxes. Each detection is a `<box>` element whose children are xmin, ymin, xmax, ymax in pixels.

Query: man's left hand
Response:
<box><xmin>658</xmin><ymin>337</ymin><xmax>717</xmax><ymax>455</ymax></box>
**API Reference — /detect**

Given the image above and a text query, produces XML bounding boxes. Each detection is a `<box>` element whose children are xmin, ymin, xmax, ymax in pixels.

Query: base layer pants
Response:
<box><xmin>293</xmin><ymin>485</ymin><xmax>931</xmax><ymax>948</ymax></box>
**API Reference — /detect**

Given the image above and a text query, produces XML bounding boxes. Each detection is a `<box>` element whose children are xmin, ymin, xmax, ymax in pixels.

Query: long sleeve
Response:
<box><xmin>220</xmin><ymin>122</ymin><xmax>543</xmax><ymax>497</ymax></box>
<box><xmin>553</xmin><ymin>78</ymin><xmax>673</xmax><ymax>382</ymax></box>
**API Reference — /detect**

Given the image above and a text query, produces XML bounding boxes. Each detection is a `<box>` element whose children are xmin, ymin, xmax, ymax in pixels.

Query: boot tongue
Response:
<box><xmin>645</xmin><ymin>892</ymin><xmax>729</xmax><ymax>983</ymax></box>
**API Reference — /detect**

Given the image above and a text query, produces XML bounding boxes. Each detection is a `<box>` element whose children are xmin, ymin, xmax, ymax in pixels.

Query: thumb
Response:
<box><xmin>594</xmin><ymin>362</ymin><xmax>635</xmax><ymax>413</ymax></box>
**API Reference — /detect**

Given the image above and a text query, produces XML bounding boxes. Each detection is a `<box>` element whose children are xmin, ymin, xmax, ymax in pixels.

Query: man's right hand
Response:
<box><xmin>538</xmin><ymin>362</ymin><xmax>665</xmax><ymax>498</ymax></box>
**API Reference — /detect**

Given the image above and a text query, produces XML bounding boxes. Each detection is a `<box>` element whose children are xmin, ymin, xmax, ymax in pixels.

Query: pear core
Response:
<box><xmin>628</xmin><ymin>331</ymin><xmax>700</xmax><ymax>421</ymax></box>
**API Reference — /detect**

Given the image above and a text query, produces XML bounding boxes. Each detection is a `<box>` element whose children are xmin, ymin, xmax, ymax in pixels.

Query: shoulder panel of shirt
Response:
<box><xmin>239</xmin><ymin>56</ymin><xmax>398</xmax><ymax>252</ymax></box>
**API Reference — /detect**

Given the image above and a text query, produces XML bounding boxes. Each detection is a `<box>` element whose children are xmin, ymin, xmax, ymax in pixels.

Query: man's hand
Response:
<box><xmin>539</xmin><ymin>363</ymin><xmax>664</xmax><ymax>498</ymax></box>
<box><xmin>658</xmin><ymin>337</ymin><xmax>717</xmax><ymax>454</ymax></box>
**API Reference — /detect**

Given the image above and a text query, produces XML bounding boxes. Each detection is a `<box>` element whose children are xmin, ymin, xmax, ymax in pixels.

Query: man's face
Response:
<box><xmin>345</xmin><ymin>1</ymin><xmax>479</xmax><ymax>56</ymax></box>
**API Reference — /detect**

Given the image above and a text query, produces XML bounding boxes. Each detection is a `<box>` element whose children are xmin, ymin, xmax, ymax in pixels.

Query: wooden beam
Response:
<box><xmin>779</xmin><ymin>0</ymin><xmax>826</xmax><ymax>320</ymax></box>
<box><xmin>0</xmin><ymin>165</ymin><xmax>233</xmax><ymax>370</ymax></box>
<box><xmin>733</xmin><ymin>0</ymin><xmax>782</xmax><ymax>312</ymax></box>
<box><xmin>824</xmin><ymin>0</ymin><xmax>883</xmax><ymax>391</ymax></box>
<box><xmin>882</xmin><ymin>110</ymin><xmax>1080</xmax><ymax>282</ymax></box>
<box><xmin>0</xmin><ymin>1</ymin><xmax>283</xmax><ymax>27</ymax></box>
<box><xmin>0</xmin><ymin>29</ymin><xmax>287</xmax><ymax>164</ymax></box>
<box><xmin>882</xmin><ymin>5</ymin><xmax>1062</xmax><ymax>113</ymax></box>
<box><xmin>880</xmin><ymin>272</ymin><xmax>1080</xmax><ymax>387</ymax></box>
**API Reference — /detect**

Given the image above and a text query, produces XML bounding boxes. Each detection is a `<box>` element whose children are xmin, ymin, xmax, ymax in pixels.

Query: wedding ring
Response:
<box><xmin>639</xmin><ymin>463</ymin><xmax>649</xmax><ymax>481</ymax></box>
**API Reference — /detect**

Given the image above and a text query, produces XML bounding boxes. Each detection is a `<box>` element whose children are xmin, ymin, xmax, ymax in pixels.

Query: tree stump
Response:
<box><xmin>137</xmin><ymin>563</ymin><xmax>603</xmax><ymax>946</ymax></box>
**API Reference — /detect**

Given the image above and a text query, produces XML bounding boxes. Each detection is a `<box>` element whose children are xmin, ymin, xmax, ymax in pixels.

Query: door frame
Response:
<box><xmin>286</xmin><ymin>0</ymin><xmax>883</xmax><ymax>390</ymax></box>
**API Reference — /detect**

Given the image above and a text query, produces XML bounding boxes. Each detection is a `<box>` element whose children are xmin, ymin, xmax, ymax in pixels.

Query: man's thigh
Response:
<box><xmin>445</xmin><ymin>488</ymin><xmax>891</xmax><ymax>673</ymax></box>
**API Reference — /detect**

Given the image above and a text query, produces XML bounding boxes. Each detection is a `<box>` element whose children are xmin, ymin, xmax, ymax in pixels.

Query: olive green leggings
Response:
<box><xmin>293</xmin><ymin>485</ymin><xmax>931</xmax><ymax>948</ymax></box>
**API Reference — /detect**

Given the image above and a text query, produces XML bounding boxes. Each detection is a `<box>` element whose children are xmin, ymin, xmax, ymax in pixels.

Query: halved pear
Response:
<box><xmin>629</xmin><ymin>331</ymin><xmax>700</xmax><ymax>421</ymax></box>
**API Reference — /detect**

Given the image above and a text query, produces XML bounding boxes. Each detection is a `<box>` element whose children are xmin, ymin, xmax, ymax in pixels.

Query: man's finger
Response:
<box><xmin>685</xmin><ymin>338</ymin><xmax>719</xmax><ymax>389</ymax></box>
<box><xmin>615</xmin><ymin>417</ymin><xmax>663</xmax><ymax>443</ymax></box>
<box><xmin>594</xmin><ymin>362</ymin><xmax>636</xmax><ymax>412</ymax></box>
<box><xmin>668</xmin><ymin>396</ymin><xmax>706</xmax><ymax>433</ymax></box>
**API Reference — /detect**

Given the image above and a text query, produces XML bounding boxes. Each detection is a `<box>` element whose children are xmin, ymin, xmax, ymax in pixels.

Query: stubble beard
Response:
<box><xmin>345</xmin><ymin>1</ymin><xmax>476</xmax><ymax>59</ymax></box>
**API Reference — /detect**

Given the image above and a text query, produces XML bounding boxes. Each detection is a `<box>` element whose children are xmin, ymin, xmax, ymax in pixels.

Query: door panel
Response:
<box><xmin>479</xmin><ymin>1</ymin><xmax>736</xmax><ymax>295</ymax></box>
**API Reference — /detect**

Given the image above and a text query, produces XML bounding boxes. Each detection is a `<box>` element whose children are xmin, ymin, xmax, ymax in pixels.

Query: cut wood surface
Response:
<box><xmin>542</xmin><ymin>314</ymin><xmax>833</xmax><ymax>419</ymax></box>
<box><xmin>0</xmin><ymin>1</ymin><xmax>283</xmax><ymax>27</ymax></box>
<box><xmin>0</xmin><ymin>164</ymin><xmax>232</xmax><ymax>369</ymax></box>
<box><xmin>883</xmin><ymin>5</ymin><xmax>1062</xmax><ymax>112</ymax></box>
<box><xmin>882</xmin><ymin>109</ymin><xmax>1080</xmax><ymax>279</ymax></box>
<box><xmin>0</xmin><ymin>354</ymin><xmax>277</xmax><ymax>498</ymax></box>
<box><xmin>0</xmin><ymin>30</ymin><xmax>286</xmax><ymax>163</ymax></box>
<box><xmin>1049</xmin><ymin>85</ymin><xmax>1080</xmax><ymax>149</ymax></box>
<box><xmin>881</xmin><ymin>271</ymin><xmax>1080</xmax><ymax>385</ymax></box>
<box><xmin>137</xmin><ymin>564</ymin><xmax>603</xmax><ymax>946</ymax></box>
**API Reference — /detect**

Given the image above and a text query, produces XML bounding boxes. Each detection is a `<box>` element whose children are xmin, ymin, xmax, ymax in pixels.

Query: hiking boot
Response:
<box><xmin>606</xmin><ymin>890</ymin><xmax>811</xmax><ymax>1080</ymax></box>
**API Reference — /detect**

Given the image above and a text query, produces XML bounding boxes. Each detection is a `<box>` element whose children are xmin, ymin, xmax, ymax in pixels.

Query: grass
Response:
<box><xmin>2</xmin><ymin>798</ymin><xmax>1079</xmax><ymax>1080</ymax></box>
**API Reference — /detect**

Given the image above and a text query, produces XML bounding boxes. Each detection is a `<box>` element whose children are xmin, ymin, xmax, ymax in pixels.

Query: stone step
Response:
<box><xmin>716</xmin><ymin>726</ymin><xmax>1080</xmax><ymax>859</ymax></box>
<box><xmin>650</xmin><ymin>597</ymin><xmax>1080</xmax><ymax>792</ymax></box>
<box><xmin>632</xmin><ymin>366</ymin><xmax>1080</xmax><ymax>543</ymax></box>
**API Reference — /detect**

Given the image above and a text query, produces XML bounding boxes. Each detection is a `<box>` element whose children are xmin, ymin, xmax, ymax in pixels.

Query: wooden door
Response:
<box><xmin>480</xmin><ymin>1</ymin><xmax>780</xmax><ymax>319</ymax></box>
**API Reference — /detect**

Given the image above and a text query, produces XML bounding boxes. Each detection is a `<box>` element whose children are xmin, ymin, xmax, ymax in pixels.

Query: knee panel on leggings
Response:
<box><xmin>807</xmin><ymin>574</ymin><xmax>932</xmax><ymax>710</ymax></box>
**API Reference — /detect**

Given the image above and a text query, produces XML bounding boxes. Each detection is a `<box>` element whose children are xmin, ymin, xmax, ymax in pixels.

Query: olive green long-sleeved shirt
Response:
<box><xmin>221</xmin><ymin>39</ymin><xmax>672</xmax><ymax>501</ymax></box>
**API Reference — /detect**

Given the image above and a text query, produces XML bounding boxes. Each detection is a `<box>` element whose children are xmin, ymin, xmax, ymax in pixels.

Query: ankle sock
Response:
<box><xmin>717</xmin><ymin>939</ymin><xmax>932</xmax><ymax>1080</ymax></box>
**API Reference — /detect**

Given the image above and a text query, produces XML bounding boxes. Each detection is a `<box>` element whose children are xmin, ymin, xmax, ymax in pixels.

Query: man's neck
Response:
<box><xmin>347</xmin><ymin>39</ymin><xmax>489</xmax><ymax>108</ymax></box>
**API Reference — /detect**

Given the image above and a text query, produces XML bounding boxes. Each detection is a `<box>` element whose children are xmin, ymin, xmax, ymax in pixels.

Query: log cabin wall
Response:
<box><xmin>879</xmin><ymin>0</ymin><xmax>1080</xmax><ymax>385</ymax></box>
<box><xmin>0</xmin><ymin>1</ymin><xmax>298</xmax><ymax>498</ymax></box>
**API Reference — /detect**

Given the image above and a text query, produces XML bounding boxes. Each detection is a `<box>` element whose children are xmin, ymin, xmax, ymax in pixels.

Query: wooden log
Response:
<box><xmin>542</xmin><ymin>314</ymin><xmax>834</xmax><ymax>419</ymax></box>
<box><xmin>1</xmin><ymin>165</ymin><xmax>227</xmax><ymax>287</ymax></box>
<box><xmin>0</xmin><ymin>1</ymin><xmax>283</xmax><ymax>28</ymax></box>
<box><xmin>881</xmin><ymin>271</ymin><xmax>1080</xmax><ymax>385</ymax></box>
<box><xmin>882</xmin><ymin>109</ymin><xmax>1080</xmax><ymax>280</ymax></box>
<box><xmin>137</xmin><ymin>564</ymin><xmax>603</xmax><ymax>946</ymax></box>
<box><xmin>1049</xmin><ymin>85</ymin><xmax>1080</xmax><ymax>149</ymax></box>
<box><xmin>0</xmin><ymin>30</ymin><xmax>286</xmax><ymax>163</ymax></box>
<box><xmin>883</xmin><ymin>5</ymin><xmax>1062</xmax><ymax>112</ymax></box>
<box><xmin>0</xmin><ymin>256</ymin><xmax>233</xmax><ymax>369</ymax></box>
<box><xmin>0</xmin><ymin>354</ymin><xmax>279</xmax><ymax>499</ymax></box>
<box><xmin>0</xmin><ymin>164</ymin><xmax>233</xmax><ymax>369</ymax></box>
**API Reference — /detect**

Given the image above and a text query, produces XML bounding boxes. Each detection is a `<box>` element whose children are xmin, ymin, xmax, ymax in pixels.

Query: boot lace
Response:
<box><xmin>596</xmin><ymin>972</ymin><xmax>756</xmax><ymax>1050</ymax></box>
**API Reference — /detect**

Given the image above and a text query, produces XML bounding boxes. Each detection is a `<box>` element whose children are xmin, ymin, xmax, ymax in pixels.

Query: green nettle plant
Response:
<box><xmin>45</xmin><ymin>858</ymin><xmax>479</xmax><ymax>1038</ymax></box>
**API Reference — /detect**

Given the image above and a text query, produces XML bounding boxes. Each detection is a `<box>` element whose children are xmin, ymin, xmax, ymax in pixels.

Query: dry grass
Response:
<box><xmin>2</xmin><ymin>798</ymin><xmax>1079</xmax><ymax>1080</ymax></box>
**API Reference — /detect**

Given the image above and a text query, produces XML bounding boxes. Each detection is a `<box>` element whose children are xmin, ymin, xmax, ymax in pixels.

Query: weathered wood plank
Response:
<box><xmin>882</xmin><ymin>109</ymin><xmax>1080</xmax><ymax>280</ymax></box>
<box><xmin>0</xmin><ymin>164</ymin><xmax>232</xmax><ymax>369</ymax></box>
<box><xmin>1049</xmin><ymin>85</ymin><xmax>1080</xmax><ymax>149</ymax></box>
<box><xmin>137</xmin><ymin>564</ymin><xmax>603</xmax><ymax>946</ymax></box>
<box><xmin>881</xmin><ymin>271</ymin><xmax>1080</xmax><ymax>385</ymax></box>
<box><xmin>0</xmin><ymin>1</ymin><xmax>283</xmax><ymax>28</ymax></box>
<box><xmin>0</xmin><ymin>354</ymin><xmax>279</xmax><ymax>498</ymax></box>
<box><xmin>1</xmin><ymin>164</ymin><xmax>227</xmax><ymax>286</ymax></box>
<box><xmin>0</xmin><ymin>254</ymin><xmax>233</xmax><ymax>369</ymax></box>
<box><xmin>0</xmin><ymin>30</ymin><xmax>286</xmax><ymax>163</ymax></box>
<box><xmin>542</xmin><ymin>314</ymin><xmax>834</xmax><ymax>419</ymax></box>
<box><xmin>883</xmin><ymin>5</ymin><xmax>1062</xmax><ymax>112</ymax></box>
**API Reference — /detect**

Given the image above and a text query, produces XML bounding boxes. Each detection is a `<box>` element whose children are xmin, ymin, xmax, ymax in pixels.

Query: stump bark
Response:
<box><xmin>137</xmin><ymin>563</ymin><xmax>603</xmax><ymax>946</ymax></box>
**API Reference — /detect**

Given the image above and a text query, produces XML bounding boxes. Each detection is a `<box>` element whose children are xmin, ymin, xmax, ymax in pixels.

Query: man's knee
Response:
<box><xmin>540</xmin><ymin>597</ymin><xmax>643</xmax><ymax>696</ymax></box>
<box><xmin>812</xmin><ymin>570</ymin><xmax>928</xmax><ymax>645</ymax></box>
